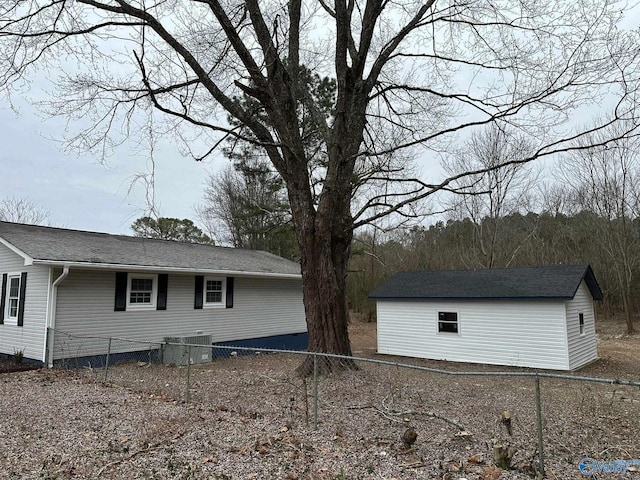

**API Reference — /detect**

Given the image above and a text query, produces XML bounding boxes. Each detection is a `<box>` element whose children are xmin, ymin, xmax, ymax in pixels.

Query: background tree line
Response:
<box><xmin>347</xmin><ymin>211</ymin><xmax>639</xmax><ymax>330</ymax></box>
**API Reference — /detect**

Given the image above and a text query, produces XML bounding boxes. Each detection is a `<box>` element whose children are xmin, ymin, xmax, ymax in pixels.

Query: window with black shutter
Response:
<box><xmin>1</xmin><ymin>272</ymin><xmax>26</xmax><ymax>326</ymax></box>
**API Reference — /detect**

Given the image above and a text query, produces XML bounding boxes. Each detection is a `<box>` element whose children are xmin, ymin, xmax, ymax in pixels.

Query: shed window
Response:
<box><xmin>438</xmin><ymin>311</ymin><xmax>458</xmax><ymax>334</ymax></box>
<box><xmin>579</xmin><ymin>313</ymin><xmax>585</xmax><ymax>335</ymax></box>
<box><xmin>126</xmin><ymin>274</ymin><xmax>157</xmax><ymax>309</ymax></box>
<box><xmin>204</xmin><ymin>277</ymin><xmax>226</xmax><ymax>307</ymax></box>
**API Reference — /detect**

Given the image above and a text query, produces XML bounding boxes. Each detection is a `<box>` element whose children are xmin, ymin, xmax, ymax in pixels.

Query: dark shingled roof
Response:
<box><xmin>369</xmin><ymin>265</ymin><xmax>603</xmax><ymax>301</ymax></box>
<box><xmin>0</xmin><ymin>222</ymin><xmax>301</xmax><ymax>277</ymax></box>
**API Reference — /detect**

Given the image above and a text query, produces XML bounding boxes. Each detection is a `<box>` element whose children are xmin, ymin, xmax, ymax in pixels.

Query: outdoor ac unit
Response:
<box><xmin>162</xmin><ymin>335</ymin><xmax>212</xmax><ymax>366</ymax></box>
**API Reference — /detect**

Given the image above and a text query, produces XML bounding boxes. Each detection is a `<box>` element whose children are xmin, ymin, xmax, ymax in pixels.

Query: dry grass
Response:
<box><xmin>1</xmin><ymin>318</ymin><xmax>639</xmax><ymax>480</ymax></box>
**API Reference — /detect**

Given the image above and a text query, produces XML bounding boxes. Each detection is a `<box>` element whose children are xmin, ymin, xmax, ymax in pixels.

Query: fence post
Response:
<box><xmin>185</xmin><ymin>345</ymin><xmax>192</xmax><ymax>403</ymax></box>
<box><xmin>103</xmin><ymin>337</ymin><xmax>112</xmax><ymax>383</ymax></box>
<box><xmin>535</xmin><ymin>376</ymin><xmax>545</xmax><ymax>477</ymax></box>
<box><xmin>313</xmin><ymin>352</ymin><xmax>318</xmax><ymax>431</ymax></box>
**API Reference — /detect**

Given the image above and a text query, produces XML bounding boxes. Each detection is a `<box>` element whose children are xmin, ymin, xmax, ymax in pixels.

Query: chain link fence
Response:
<box><xmin>48</xmin><ymin>328</ymin><xmax>640</xmax><ymax>478</ymax></box>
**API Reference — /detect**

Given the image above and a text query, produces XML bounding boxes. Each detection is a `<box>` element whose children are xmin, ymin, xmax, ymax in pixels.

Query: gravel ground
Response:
<box><xmin>1</xmin><ymin>319</ymin><xmax>639</xmax><ymax>480</ymax></box>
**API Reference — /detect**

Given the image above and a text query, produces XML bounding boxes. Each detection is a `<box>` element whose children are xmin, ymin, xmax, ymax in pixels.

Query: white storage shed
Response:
<box><xmin>369</xmin><ymin>265</ymin><xmax>602</xmax><ymax>370</ymax></box>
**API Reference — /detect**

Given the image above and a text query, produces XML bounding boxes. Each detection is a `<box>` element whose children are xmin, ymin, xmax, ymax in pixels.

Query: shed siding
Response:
<box><xmin>565</xmin><ymin>280</ymin><xmax>597</xmax><ymax>369</ymax></box>
<box><xmin>0</xmin><ymin>244</ymin><xmax>50</xmax><ymax>362</ymax></box>
<box><xmin>53</xmin><ymin>269</ymin><xmax>305</xmax><ymax>359</ymax></box>
<box><xmin>376</xmin><ymin>299</ymin><xmax>569</xmax><ymax>370</ymax></box>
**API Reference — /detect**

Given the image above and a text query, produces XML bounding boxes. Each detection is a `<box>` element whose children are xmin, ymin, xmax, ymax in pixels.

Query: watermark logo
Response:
<box><xmin>579</xmin><ymin>457</ymin><xmax>640</xmax><ymax>475</ymax></box>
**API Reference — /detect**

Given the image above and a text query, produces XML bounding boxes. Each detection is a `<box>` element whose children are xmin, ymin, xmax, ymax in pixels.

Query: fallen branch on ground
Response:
<box><xmin>95</xmin><ymin>444</ymin><xmax>162</xmax><ymax>476</ymax></box>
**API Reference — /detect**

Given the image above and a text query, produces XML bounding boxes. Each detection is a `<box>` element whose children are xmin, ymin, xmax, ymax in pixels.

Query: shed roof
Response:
<box><xmin>369</xmin><ymin>265</ymin><xmax>603</xmax><ymax>301</ymax></box>
<box><xmin>0</xmin><ymin>221</ymin><xmax>301</xmax><ymax>278</ymax></box>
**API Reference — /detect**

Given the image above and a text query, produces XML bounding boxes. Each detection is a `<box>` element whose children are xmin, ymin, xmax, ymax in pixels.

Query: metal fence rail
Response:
<box><xmin>48</xmin><ymin>328</ymin><xmax>640</xmax><ymax>478</ymax></box>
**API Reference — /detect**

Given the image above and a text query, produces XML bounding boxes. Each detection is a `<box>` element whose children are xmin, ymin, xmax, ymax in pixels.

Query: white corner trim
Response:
<box><xmin>0</xmin><ymin>237</ymin><xmax>34</xmax><ymax>265</ymax></box>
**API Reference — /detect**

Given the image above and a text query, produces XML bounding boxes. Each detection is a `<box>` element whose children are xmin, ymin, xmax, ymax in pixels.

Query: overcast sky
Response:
<box><xmin>0</xmin><ymin>93</ymin><xmax>224</xmax><ymax>235</ymax></box>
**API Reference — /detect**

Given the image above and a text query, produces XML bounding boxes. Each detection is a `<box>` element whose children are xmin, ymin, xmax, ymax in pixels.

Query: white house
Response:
<box><xmin>369</xmin><ymin>265</ymin><xmax>602</xmax><ymax>370</ymax></box>
<box><xmin>0</xmin><ymin>221</ymin><xmax>307</xmax><ymax>366</ymax></box>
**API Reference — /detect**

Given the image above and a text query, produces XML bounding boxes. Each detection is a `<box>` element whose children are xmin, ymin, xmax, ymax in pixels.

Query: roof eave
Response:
<box><xmin>584</xmin><ymin>265</ymin><xmax>604</xmax><ymax>301</ymax></box>
<box><xmin>0</xmin><ymin>236</ymin><xmax>34</xmax><ymax>265</ymax></box>
<box><xmin>31</xmin><ymin>259</ymin><xmax>302</xmax><ymax>279</ymax></box>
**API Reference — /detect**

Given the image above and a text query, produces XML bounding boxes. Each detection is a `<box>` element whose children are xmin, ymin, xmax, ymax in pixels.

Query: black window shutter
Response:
<box><xmin>17</xmin><ymin>272</ymin><xmax>27</xmax><ymax>327</ymax></box>
<box><xmin>194</xmin><ymin>275</ymin><xmax>204</xmax><ymax>309</ymax></box>
<box><xmin>157</xmin><ymin>274</ymin><xmax>168</xmax><ymax>310</ymax></box>
<box><xmin>226</xmin><ymin>277</ymin><xmax>234</xmax><ymax>309</ymax></box>
<box><xmin>0</xmin><ymin>273</ymin><xmax>6</xmax><ymax>324</ymax></box>
<box><xmin>114</xmin><ymin>272</ymin><xmax>127</xmax><ymax>311</ymax></box>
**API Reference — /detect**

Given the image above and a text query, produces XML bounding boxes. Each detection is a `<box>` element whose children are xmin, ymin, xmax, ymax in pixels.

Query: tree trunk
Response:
<box><xmin>284</xmin><ymin>152</ymin><xmax>359</xmax><ymax>376</ymax></box>
<box><xmin>295</xmin><ymin>232</ymin><xmax>356</xmax><ymax>376</ymax></box>
<box><xmin>272</xmin><ymin>65</ymin><xmax>366</xmax><ymax>376</ymax></box>
<box><xmin>290</xmin><ymin>175</ymin><xmax>358</xmax><ymax>374</ymax></box>
<box><xmin>623</xmin><ymin>286</ymin><xmax>634</xmax><ymax>334</ymax></box>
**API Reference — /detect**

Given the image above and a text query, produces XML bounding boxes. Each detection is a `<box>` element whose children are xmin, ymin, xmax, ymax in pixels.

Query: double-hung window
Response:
<box><xmin>1</xmin><ymin>272</ymin><xmax>26</xmax><ymax>326</ymax></box>
<box><xmin>5</xmin><ymin>275</ymin><xmax>21</xmax><ymax>324</ymax></box>
<box><xmin>204</xmin><ymin>277</ymin><xmax>225</xmax><ymax>307</ymax></box>
<box><xmin>579</xmin><ymin>313</ymin><xmax>585</xmax><ymax>335</ymax></box>
<box><xmin>126</xmin><ymin>274</ymin><xmax>157</xmax><ymax>309</ymax></box>
<box><xmin>194</xmin><ymin>276</ymin><xmax>233</xmax><ymax>310</ymax></box>
<box><xmin>7</xmin><ymin>276</ymin><xmax>20</xmax><ymax>318</ymax></box>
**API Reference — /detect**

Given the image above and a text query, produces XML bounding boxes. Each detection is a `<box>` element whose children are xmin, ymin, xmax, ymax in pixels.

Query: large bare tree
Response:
<box><xmin>1</xmin><ymin>0</ymin><xmax>639</xmax><ymax>371</ymax></box>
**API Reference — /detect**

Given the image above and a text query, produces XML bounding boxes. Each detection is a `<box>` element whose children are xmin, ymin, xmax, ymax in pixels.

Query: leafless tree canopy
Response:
<box><xmin>196</xmin><ymin>161</ymin><xmax>297</xmax><ymax>259</ymax></box>
<box><xmin>0</xmin><ymin>197</ymin><xmax>50</xmax><ymax>225</ymax></box>
<box><xmin>1</xmin><ymin>0</ymin><xmax>639</xmax><ymax>361</ymax></box>
<box><xmin>443</xmin><ymin>125</ymin><xmax>539</xmax><ymax>269</ymax></box>
<box><xmin>1</xmin><ymin>1</ymin><xmax>638</xmax><ymax>201</ymax></box>
<box><xmin>558</xmin><ymin>120</ymin><xmax>640</xmax><ymax>333</ymax></box>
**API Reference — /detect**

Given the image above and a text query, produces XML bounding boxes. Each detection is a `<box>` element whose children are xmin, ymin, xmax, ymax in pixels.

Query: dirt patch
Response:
<box><xmin>347</xmin><ymin>314</ymin><xmax>378</xmax><ymax>357</ymax></box>
<box><xmin>585</xmin><ymin>315</ymin><xmax>640</xmax><ymax>378</ymax></box>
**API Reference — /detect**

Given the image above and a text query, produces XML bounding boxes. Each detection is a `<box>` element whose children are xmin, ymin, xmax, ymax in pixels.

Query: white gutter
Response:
<box><xmin>30</xmin><ymin>260</ymin><xmax>302</xmax><ymax>279</ymax></box>
<box><xmin>45</xmin><ymin>266</ymin><xmax>70</xmax><ymax>367</ymax></box>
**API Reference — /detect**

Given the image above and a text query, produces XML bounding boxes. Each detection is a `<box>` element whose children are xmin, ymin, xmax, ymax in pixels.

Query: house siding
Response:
<box><xmin>0</xmin><ymin>244</ymin><xmax>50</xmax><ymax>362</ymax></box>
<box><xmin>53</xmin><ymin>269</ymin><xmax>306</xmax><ymax>359</ymax></box>
<box><xmin>565</xmin><ymin>280</ymin><xmax>598</xmax><ymax>369</ymax></box>
<box><xmin>376</xmin><ymin>299</ymin><xmax>570</xmax><ymax>370</ymax></box>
